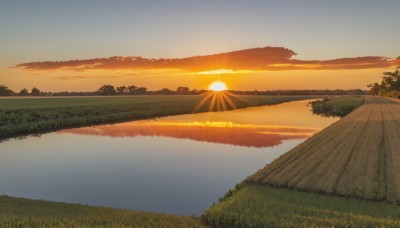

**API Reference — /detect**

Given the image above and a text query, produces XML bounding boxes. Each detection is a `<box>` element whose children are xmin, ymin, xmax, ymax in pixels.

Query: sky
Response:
<box><xmin>1</xmin><ymin>0</ymin><xmax>400</xmax><ymax>92</ymax></box>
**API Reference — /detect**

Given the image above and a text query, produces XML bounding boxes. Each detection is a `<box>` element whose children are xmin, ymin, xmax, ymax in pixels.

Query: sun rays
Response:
<box><xmin>194</xmin><ymin>90</ymin><xmax>239</xmax><ymax>112</ymax></box>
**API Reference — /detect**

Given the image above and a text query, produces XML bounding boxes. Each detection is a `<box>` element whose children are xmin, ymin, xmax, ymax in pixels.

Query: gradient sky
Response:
<box><xmin>1</xmin><ymin>0</ymin><xmax>400</xmax><ymax>91</ymax></box>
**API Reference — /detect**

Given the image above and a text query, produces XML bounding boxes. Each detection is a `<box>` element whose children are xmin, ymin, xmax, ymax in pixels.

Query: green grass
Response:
<box><xmin>0</xmin><ymin>195</ymin><xmax>205</xmax><ymax>228</ymax></box>
<box><xmin>203</xmin><ymin>183</ymin><xmax>400</xmax><ymax>227</ymax></box>
<box><xmin>310</xmin><ymin>95</ymin><xmax>364</xmax><ymax>117</ymax></box>
<box><xmin>0</xmin><ymin>95</ymin><xmax>313</xmax><ymax>139</ymax></box>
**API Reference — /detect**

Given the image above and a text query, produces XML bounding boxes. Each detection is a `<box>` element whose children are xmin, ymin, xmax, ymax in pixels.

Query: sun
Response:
<box><xmin>209</xmin><ymin>81</ymin><xmax>227</xmax><ymax>91</ymax></box>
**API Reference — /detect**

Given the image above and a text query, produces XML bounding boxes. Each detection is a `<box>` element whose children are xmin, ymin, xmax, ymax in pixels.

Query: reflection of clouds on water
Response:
<box><xmin>59</xmin><ymin>121</ymin><xmax>320</xmax><ymax>148</ymax></box>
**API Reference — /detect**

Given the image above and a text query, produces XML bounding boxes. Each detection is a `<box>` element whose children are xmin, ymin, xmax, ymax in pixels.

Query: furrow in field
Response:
<box><xmin>385</xmin><ymin>100</ymin><xmax>400</xmax><ymax>203</ymax></box>
<box><xmin>334</xmin><ymin>101</ymin><xmax>382</xmax><ymax>199</ymax></box>
<box><xmin>258</xmin><ymin>106</ymin><xmax>366</xmax><ymax>187</ymax></box>
<box><xmin>250</xmin><ymin>96</ymin><xmax>400</xmax><ymax>203</ymax></box>
<box><xmin>293</xmin><ymin>104</ymin><xmax>373</xmax><ymax>193</ymax></box>
<box><xmin>252</xmin><ymin>114</ymin><xmax>355</xmax><ymax>184</ymax></box>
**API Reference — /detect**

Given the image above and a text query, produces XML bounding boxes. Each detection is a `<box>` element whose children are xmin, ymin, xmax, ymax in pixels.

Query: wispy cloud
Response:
<box><xmin>15</xmin><ymin>46</ymin><xmax>398</xmax><ymax>73</ymax></box>
<box><xmin>51</xmin><ymin>75</ymin><xmax>119</xmax><ymax>80</ymax></box>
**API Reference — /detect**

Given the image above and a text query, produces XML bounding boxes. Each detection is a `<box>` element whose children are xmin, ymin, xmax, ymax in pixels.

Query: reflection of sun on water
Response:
<box><xmin>209</xmin><ymin>81</ymin><xmax>227</xmax><ymax>91</ymax></box>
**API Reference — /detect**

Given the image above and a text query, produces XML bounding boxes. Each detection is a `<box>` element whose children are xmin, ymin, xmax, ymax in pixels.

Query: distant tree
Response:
<box><xmin>18</xmin><ymin>88</ymin><xmax>29</xmax><ymax>96</ymax></box>
<box><xmin>0</xmin><ymin>85</ymin><xmax>13</xmax><ymax>96</ymax></box>
<box><xmin>127</xmin><ymin>85</ymin><xmax>137</xmax><ymax>94</ymax></box>
<box><xmin>367</xmin><ymin>66</ymin><xmax>400</xmax><ymax>98</ymax></box>
<box><xmin>367</xmin><ymin>83</ymin><xmax>380</xmax><ymax>95</ymax></box>
<box><xmin>160</xmin><ymin>88</ymin><xmax>173</xmax><ymax>95</ymax></box>
<box><xmin>135</xmin><ymin>87</ymin><xmax>147</xmax><ymax>94</ymax></box>
<box><xmin>97</xmin><ymin>85</ymin><xmax>117</xmax><ymax>95</ymax></box>
<box><xmin>382</xmin><ymin>66</ymin><xmax>400</xmax><ymax>91</ymax></box>
<box><xmin>31</xmin><ymin>87</ymin><xmax>41</xmax><ymax>96</ymax></box>
<box><xmin>116</xmin><ymin>86</ymin><xmax>127</xmax><ymax>95</ymax></box>
<box><xmin>176</xmin><ymin>86</ymin><xmax>190</xmax><ymax>94</ymax></box>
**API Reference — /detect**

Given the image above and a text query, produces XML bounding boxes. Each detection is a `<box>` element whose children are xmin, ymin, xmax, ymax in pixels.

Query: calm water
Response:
<box><xmin>0</xmin><ymin>100</ymin><xmax>338</xmax><ymax>215</ymax></box>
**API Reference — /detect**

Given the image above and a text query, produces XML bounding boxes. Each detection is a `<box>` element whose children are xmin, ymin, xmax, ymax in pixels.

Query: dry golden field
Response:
<box><xmin>251</xmin><ymin>96</ymin><xmax>400</xmax><ymax>203</ymax></box>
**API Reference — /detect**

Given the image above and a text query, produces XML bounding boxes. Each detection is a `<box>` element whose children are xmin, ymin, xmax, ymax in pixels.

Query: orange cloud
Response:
<box><xmin>14</xmin><ymin>46</ymin><xmax>397</xmax><ymax>73</ymax></box>
<box><xmin>59</xmin><ymin>121</ymin><xmax>318</xmax><ymax>148</ymax></box>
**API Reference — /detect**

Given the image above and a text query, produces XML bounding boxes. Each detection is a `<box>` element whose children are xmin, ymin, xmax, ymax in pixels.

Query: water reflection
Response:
<box><xmin>0</xmin><ymin>100</ymin><xmax>338</xmax><ymax>215</ymax></box>
<box><xmin>60</xmin><ymin>121</ymin><xmax>319</xmax><ymax>148</ymax></box>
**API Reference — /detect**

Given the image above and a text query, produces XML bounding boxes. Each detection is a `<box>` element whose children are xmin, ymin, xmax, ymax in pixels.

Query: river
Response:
<box><xmin>0</xmin><ymin>100</ymin><xmax>338</xmax><ymax>215</ymax></box>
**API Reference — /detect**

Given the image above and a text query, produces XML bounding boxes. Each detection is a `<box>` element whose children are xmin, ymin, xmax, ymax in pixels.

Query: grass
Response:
<box><xmin>250</xmin><ymin>96</ymin><xmax>400</xmax><ymax>203</ymax></box>
<box><xmin>203</xmin><ymin>183</ymin><xmax>400</xmax><ymax>227</ymax></box>
<box><xmin>0</xmin><ymin>195</ymin><xmax>205</xmax><ymax>228</ymax></box>
<box><xmin>0</xmin><ymin>94</ymin><xmax>313</xmax><ymax>139</ymax></box>
<box><xmin>310</xmin><ymin>95</ymin><xmax>364</xmax><ymax>117</ymax></box>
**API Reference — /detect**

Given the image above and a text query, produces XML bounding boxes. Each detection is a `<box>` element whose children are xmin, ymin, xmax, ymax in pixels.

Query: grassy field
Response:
<box><xmin>203</xmin><ymin>183</ymin><xmax>400</xmax><ymax>227</ymax></box>
<box><xmin>310</xmin><ymin>95</ymin><xmax>364</xmax><ymax>117</ymax></box>
<box><xmin>0</xmin><ymin>195</ymin><xmax>205</xmax><ymax>227</ymax></box>
<box><xmin>0</xmin><ymin>94</ymin><xmax>313</xmax><ymax>139</ymax></box>
<box><xmin>250</xmin><ymin>96</ymin><xmax>400</xmax><ymax>203</ymax></box>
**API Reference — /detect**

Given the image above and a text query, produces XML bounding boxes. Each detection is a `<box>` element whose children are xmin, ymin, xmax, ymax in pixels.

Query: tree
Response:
<box><xmin>367</xmin><ymin>66</ymin><xmax>400</xmax><ymax>98</ymax></box>
<box><xmin>160</xmin><ymin>88</ymin><xmax>173</xmax><ymax>95</ymax></box>
<box><xmin>135</xmin><ymin>87</ymin><xmax>147</xmax><ymax>94</ymax></box>
<box><xmin>31</xmin><ymin>87</ymin><xmax>41</xmax><ymax>96</ymax></box>
<box><xmin>0</xmin><ymin>85</ymin><xmax>13</xmax><ymax>96</ymax></box>
<box><xmin>97</xmin><ymin>85</ymin><xmax>117</xmax><ymax>95</ymax></box>
<box><xmin>382</xmin><ymin>66</ymin><xmax>400</xmax><ymax>91</ymax></box>
<box><xmin>367</xmin><ymin>83</ymin><xmax>380</xmax><ymax>95</ymax></box>
<box><xmin>127</xmin><ymin>85</ymin><xmax>137</xmax><ymax>94</ymax></box>
<box><xmin>177</xmin><ymin>86</ymin><xmax>190</xmax><ymax>94</ymax></box>
<box><xmin>18</xmin><ymin>88</ymin><xmax>29</xmax><ymax>96</ymax></box>
<box><xmin>116</xmin><ymin>86</ymin><xmax>127</xmax><ymax>95</ymax></box>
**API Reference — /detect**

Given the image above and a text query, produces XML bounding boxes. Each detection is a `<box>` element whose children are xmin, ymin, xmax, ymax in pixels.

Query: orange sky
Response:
<box><xmin>2</xmin><ymin>2</ymin><xmax>400</xmax><ymax>92</ymax></box>
<box><xmin>0</xmin><ymin>64</ymin><xmax>394</xmax><ymax>92</ymax></box>
<box><xmin>2</xmin><ymin>47</ymin><xmax>399</xmax><ymax>92</ymax></box>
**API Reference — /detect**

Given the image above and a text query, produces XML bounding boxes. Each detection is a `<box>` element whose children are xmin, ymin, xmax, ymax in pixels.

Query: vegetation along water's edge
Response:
<box><xmin>202</xmin><ymin>182</ymin><xmax>400</xmax><ymax>227</ymax></box>
<box><xmin>309</xmin><ymin>95</ymin><xmax>364</xmax><ymax>117</ymax></box>
<box><xmin>0</xmin><ymin>95</ymin><xmax>314</xmax><ymax>140</ymax></box>
<box><xmin>0</xmin><ymin>195</ymin><xmax>205</xmax><ymax>228</ymax></box>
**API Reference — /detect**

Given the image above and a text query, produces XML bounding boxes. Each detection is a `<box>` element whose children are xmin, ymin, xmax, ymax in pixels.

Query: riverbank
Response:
<box><xmin>203</xmin><ymin>182</ymin><xmax>400</xmax><ymax>227</ymax></box>
<box><xmin>310</xmin><ymin>95</ymin><xmax>364</xmax><ymax>117</ymax></box>
<box><xmin>0</xmin><ymin>195</ymin><xmax>204</xmax><ymax>227</ymax></box>
<box><xmin>0</xmin><ymin>94</ymin><xmax>314</xmax><ymax>140</ymax></box>
<box><xmin>203</xmin><ymin>96</ymin><xmax>400</xmax><ymax>227</ymax></box>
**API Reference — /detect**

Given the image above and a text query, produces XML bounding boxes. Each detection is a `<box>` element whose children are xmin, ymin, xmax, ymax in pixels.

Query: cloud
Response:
<box><xmin>14</xmin><ymin>46</ymin><xmax>397</xmax><ymax>72</ymax></box>
<box><xmin>59</xmin><ymin>121</ymin><xmax>317</xmax><ymax>148</ymax></box>
<box><xmin>51</xmin><ymin>75</ymin><xmax>119</xmax><ymax>80</ymax></box>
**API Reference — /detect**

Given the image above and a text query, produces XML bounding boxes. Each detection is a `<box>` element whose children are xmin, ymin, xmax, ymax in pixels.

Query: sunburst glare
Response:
<box><xmin>209</xmin><ymin>81</ymin><xmax>227</xmax><ymax>92</ymax></box>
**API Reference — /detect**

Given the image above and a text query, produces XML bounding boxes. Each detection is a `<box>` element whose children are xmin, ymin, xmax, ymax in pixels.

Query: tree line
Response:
<box><xmin>0</xmin><ymin>85</ymin><xmax>207</xmax><ymax>96</ymax></box>
<box><xmin>0</xmin><ymin>84</ymin><xmax>368</xmax><ymax>96</ymax></box>
<box><xmin>367</xmin><ymin>66</ymin><xmax>400</xmax><ymax>98</ymax></box>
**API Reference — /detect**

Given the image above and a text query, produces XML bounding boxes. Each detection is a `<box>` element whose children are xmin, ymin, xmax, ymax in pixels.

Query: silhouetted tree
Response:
<box><xmin>382</xmin><ymin>67</ymin><xmax>400</xmax><ymax>90</ymax></box>
<box><xmin>127</xmin><ymin>85</ymin><xmax>137</xmax><ymax>94</ymax></box>
<box><xmin>135</xmin><ymin>87</ymin><xmax>147</xmax><ymax>94</ymax></box>
<box><xmin>177</xmin><ymin>86</ymin><xmax>190</xmax><ymax>94</ymax></box>
<box><xmin>160</xmin><ymin>88</ymin><xmax>173</xmax><ymax>95</ymax></box>
<box><xmin>18</xmin><ymin>88</ymin><xmax>29</xmax><ymax>96</ymax></box>
<box><xmin>0</xmin><ymin>85</ymin><xmax>13</xmax><ymax>96</ymax></box>
<box><xmin>97</xmin><ymin>85</ymin><xmax>117</xmax><ymax>95</ymax></box>
<box><xmin>367</xmin><ymin>83</ymin><xmax>380</xmax><ymax>95</ymax></box>
<box><xmin>367</xmin><ymin>66</ymin><xmax>400</xmax><ymax>98</ymax></box>
<box><xmin>31</xmin><ymin>87</ymin><xmax>41</xmax><ymax>96</ymax></box>
<box><xmin>116</xmin><ymin>86</ymin><xmax>127</xmax><ymax>95</ymax></box>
